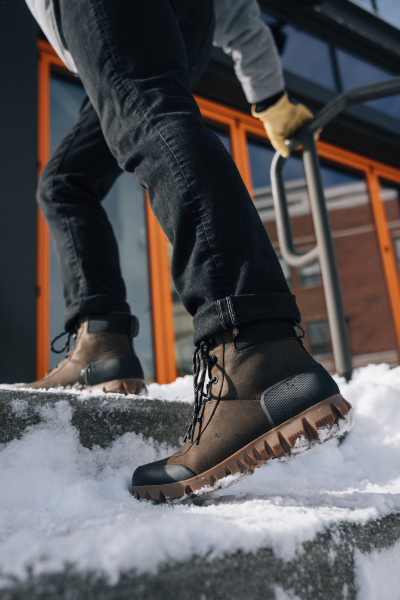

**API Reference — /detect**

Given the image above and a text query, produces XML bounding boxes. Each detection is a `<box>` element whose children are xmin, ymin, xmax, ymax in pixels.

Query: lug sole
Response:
<box><xmin>83</xmin><ymin>378</ymin><xmax>147</xmax><ymax>395</ymax></box>
<box><xmin>132</xmin><ymin>394</ymin><xmax>354</xmax><ymax>503</ymax></box>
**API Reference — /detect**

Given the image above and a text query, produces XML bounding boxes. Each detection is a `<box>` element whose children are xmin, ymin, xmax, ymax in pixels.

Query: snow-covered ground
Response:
<box><xmin>1</xmin><ymin>363</ymin><xmax>400</xmax><ymax>594</ymax></box>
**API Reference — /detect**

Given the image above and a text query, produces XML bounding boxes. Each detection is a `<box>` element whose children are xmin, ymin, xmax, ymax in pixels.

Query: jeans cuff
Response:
<box><xmin>65</xmin><ymin>295</ymin><xmax>131</xmax><ymax>332</ymax></box>
<box><xmin>192</xmin><ymin>293</ymin><xmax>301</xmax><ymax>346</ymax></box>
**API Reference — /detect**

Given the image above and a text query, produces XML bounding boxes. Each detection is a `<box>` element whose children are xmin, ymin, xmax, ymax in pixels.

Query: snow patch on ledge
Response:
<box><xmin>1</xmin><ymin>363</ymin><xmax>400</xmax><ymax>587</ymax></box>
<box><xmin>0</xmin><ymin>374</ymin><xmax>195</xmax><ymax>404</ymax></box>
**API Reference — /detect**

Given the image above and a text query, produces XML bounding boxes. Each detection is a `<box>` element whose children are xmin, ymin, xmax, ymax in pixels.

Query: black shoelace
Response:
<box><xmin>47</xmin><ymin>331</ymin><xmax>77</xmax><ymax>374</ymax></box>
<box><xmin>50</xmin><ymin>331</ymin><xmax>76</xmax><ymax>355</ymax></box>
<box><xmin>184</xmin><ymin>339</ymin><xmax>218</xmax><ymax>444</ymax></box>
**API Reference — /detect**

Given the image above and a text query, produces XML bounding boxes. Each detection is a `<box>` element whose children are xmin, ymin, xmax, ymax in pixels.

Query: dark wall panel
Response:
<box><xmin>0</xmin><ymin>0</ymin><xmax>37</xmax><ymax>382</ymax></box>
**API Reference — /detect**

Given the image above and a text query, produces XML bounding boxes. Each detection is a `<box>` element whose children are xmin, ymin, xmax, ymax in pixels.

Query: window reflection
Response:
<box><xmin>278</xmin><ymin>256</ymin><xmax>291</xmax><ymax>288</ymax></box>
<box><xmin>168</xmin><ymin>242</ymin><xmax>194</xmax><ymax>377</ymax></box>
<box><xmin>347</xmin><ymin>0</ymin><xmax>400</xmax><ymax>30</ymax></box>
<box><xmin>280</xmin><ymin>25</ymin><xmax>336</xmax><ymax>91</ymax></box>
<box><xmin>261</xmin><ymin>10</ymin><xmax>400</xmax><ymax>122</ymax></box>
<box><xmin>247</xmin><ymin>137</ymin><xmax>363</xmax><ymax>224</ymax></box>
<box><xmin>247</xmin><ymin>135</ymin><xmax>370</xmax><ymax>367</ymax></box>
<box><xmin>206</xmin><ymin>122</ymin><xmax>231</xmax><ymax>154</ymax></box>
<box><xmin>307</xmin><ymin>320</ymin><xmax>331</xmax><ymax>356</ymax></box>
<box><xmin>379</xmin><ymin>180</ymin><xmax>400</xmax><ymax>275</ymax></box>
<box><xmin>374</xmin><ymin>0</ymin><xmax>400</xmax><ymax>29</ymax></box>
<box><xmin>335</xmin><ymin>49</ymin><xmax>400</xmax><ymax>120</ymax></box>
<box><xmin>300</xmin><ymin>262</ymin><xmax>321</xmax><ymax>288</ymax></box>
<box><xmin>49</xmin><ymin>74</ymin><xmax>155</xmax><ymax>380</ymax></box>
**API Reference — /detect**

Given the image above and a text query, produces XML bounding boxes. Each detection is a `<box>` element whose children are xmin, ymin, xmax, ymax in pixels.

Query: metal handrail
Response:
<box><xmin>270</xmin><ymin>76</ymin><xmax>400</xmax><ymax>380</ymax></box>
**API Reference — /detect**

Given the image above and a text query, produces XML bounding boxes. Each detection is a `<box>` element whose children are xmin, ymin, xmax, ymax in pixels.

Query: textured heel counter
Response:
<box><xmin>261</xmin><ymin>364</ymin><xmax>340</xmax><ymax>428</ymax></box>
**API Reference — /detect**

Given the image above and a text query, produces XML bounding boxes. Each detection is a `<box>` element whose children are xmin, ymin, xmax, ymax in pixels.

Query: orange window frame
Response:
<box><xmin>36</xmin><ymin>40</ymin><xmax>400</xmax><ymax>382</ymax></box>
<box><xmin>36</xmin><ymin>41</ymin><xmax>177</xmax><ymax>383</ymax></box>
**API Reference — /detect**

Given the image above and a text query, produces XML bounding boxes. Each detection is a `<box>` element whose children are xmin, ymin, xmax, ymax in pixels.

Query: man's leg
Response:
<box><xmin>38</xmin><ymin>95</ymin><xmax>128</xmax><ymax>330</ymax></box>
<box><xmin>58</xmin><ymin>0</ymin><xmax>300</xmax><ymax>343</ymax></box>
<box><xmin>29</xmin><ymin>0</ymin><xmax>217</xmax><ymax>392</ymax></box>
<box><xmin>56</xmin><ymin>0</ymin><xmax>353</xmax><ymax>495</ymax></box>
<box><xmin>30</xmin><ymin>96</ymin><xmax>145</xmax><ymax>393</ymax></box>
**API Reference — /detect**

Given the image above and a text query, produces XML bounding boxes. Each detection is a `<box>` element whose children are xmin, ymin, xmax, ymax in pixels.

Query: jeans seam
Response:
<box><xmin>217</xmin><ymin>300</ymin><xmax>227</xmax><ymax>330</ymax></box>
<box><xmin>86</xmin><ymin>0</ymin><xmax>231</xmax><ymax>299</ymax></box>
<box><xmin>226</xmin><ymin>296</ymin><xmax>237</xmax><ymax>327</ymax></box>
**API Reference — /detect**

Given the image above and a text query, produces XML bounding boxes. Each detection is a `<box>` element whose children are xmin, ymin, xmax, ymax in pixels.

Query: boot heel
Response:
<box><xmin>83</xmin><ymin>378</ymin><xmax>147</xmax><ymax>395</ymax></box>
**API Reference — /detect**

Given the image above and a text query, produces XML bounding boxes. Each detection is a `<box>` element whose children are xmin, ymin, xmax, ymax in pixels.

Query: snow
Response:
<box><xmin>274</xmin><ymin>588</ymin><xmax>302</xmax><ymax>600</ymax></box>
<box><xmin>1</xmin><ymin>363</ymin><xmax>400</xmax><ymax>591</ymax></box>
<box><xmin>0</xmin><ymin>374</ymin><xmax>195</xmax><ymax>404</ymax></box>
<box><xmin>354</xmin><ymin>540</ymin><xmax>400</xmax><ymax>600</ymax></box>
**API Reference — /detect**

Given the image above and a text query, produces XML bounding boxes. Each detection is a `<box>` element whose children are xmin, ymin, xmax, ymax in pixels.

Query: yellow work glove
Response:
<box><xmin>251</xmin><ymin>92</ymin><xmax>314</xmax><ymax>158</ymax></box>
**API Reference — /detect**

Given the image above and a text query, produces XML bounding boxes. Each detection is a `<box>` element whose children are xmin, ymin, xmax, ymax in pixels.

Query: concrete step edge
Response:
<box><xmin>0</xmin><ymin>389</ymin><xmax>193</xmax><ymax>449</ymax></box>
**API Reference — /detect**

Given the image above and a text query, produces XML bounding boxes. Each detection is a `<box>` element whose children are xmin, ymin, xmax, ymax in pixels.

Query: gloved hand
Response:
<box><xmin>251</xmin><ymin>92</ymin><xmax>315</xmax><ymax>158</ymax></box>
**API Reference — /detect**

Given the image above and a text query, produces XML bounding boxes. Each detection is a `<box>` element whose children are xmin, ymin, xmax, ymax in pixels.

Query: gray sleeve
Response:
<box><xmin>213</xmin><ymin>0</ymin><xmax>285</xmax><ymax>104</ymax></box>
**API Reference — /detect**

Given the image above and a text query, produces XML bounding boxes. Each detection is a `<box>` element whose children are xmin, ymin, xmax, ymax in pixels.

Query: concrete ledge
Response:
<box><xmin>0</xmin><ymin>389</ymin><xmax>192</xmax><ymax>449</ymax></box>
<box><xmin>2</xmin><ymin>389</ymin><xmax>399</xmax><ymax>600</ymax></box>
<box><xmin>1</xmin><ymin>512</ymin><xmax>400</xmax><ymax>600</ymax></box>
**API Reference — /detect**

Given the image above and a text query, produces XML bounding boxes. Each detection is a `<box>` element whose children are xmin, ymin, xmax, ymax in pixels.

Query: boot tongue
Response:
<box><xmin>233</xmin><ymin>319</ymin><xmax>296</xmax><ymax>351</ymax></box>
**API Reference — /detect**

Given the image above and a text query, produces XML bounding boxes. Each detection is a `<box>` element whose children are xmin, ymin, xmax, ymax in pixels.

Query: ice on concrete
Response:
<box><xmin>1</xmin><ymin>363</ymin><xmax>400</xmax><ymax>590</ymax></box>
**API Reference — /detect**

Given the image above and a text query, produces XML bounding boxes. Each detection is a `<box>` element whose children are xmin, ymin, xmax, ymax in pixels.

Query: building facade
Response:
<box><xmin>2</xmin><ymin>0</ymin><xmax>400</xmax><ymax>383</ymax></box>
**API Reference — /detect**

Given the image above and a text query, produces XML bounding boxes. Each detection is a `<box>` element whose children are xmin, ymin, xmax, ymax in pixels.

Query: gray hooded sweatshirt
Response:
<box><xmin>25</xmin><ymin>0</ymin><xmax>284</xmax><ymax>103</ymax></box>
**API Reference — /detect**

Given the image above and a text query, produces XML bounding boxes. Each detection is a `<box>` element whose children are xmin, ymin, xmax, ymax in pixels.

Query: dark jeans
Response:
<box><xmin>38</xmin><ymin>0</ymin><xmax>300</xmax><ymax>345</ymax></box>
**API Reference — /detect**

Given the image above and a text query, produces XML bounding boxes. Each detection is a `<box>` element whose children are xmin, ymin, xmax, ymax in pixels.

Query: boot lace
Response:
<box><xmin>184</xmin><ymin>339</ymin><xmax>218</xmax><ymax>444</ymax></box>
<box><xmin>47</xmin><ymin>331</ymin><xmax>77</xmax><ymax>373</ymax></box>
<box><xmin>50</xmin><ymin>331</ymin><xmax>76</xmax><ymax>355</ymax></box>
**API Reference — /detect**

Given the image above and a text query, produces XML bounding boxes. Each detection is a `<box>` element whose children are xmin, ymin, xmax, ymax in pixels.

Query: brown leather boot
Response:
<box><xmin>27</xmin><ymin>313</ymin><xmax>146</xmax><ymax>394</ymax></box>
<box><xmin>132</xmin><ymin>320</ymin><xmax>353</xmax><ymax>502</ymax></box>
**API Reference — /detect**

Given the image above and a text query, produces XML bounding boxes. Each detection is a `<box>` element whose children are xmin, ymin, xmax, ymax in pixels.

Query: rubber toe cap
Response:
<box><xmin>132</xmin><ymin>464</ymin><xmax>196</xmax><ymax>487</ymax></box>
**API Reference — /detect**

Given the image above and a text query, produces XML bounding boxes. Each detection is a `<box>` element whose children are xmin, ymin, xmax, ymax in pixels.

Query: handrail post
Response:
<box><xmin>270</xmin><ymin>75</ymin><xmax>400</xmax><ymax>380</ymax></box>
<box><xmin>270</xmin><ymin>152</ymin><xmax>320</xmax><ymax>269</ymax></box>
<box><xmin>301</xmin><ymin>130</ymin><xmax>353</xmax><ymax>380</ymax></box>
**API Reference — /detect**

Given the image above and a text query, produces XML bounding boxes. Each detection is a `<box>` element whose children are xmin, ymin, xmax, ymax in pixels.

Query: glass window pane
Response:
<box><xmin>248</xmin><ymin>137</ymin><xmax>368</xmax><ymax>222</ymax></box>
<box><xmin>336</xmin><ymin>48</ymin><xmax>400</xmax><ymax>120</ymax></box>
<box><xmin>379</xmin><ymin>180</ymin><xmax>400</xmax><ymax>275</ymax></box>
<box><xmin>102</xmin><ymin>178</ymin><xmax>154</xmax><ymax>381</ymax></box>
<box><xmin>351</xmin><ymin>0</ymin><xmax>374</xmax><ymax>9</ymax></box>
<box><xmin>278</xmin><ymin>256</ymin><xmax>291</xmax><ymax>287</ymax></box>
<box><xmin>168</xmin><ymin>242</ymin><xmax>194</xmax><ymax>377</ymax></box>
<box><xmin>247</xmin><ymin>134</ymin><xmax>399</xmax><ymax>369</ymax></box>
<box><xmin>206</xmin><ymin>122</ymin><xmax>231</xmax><ymax>154</ymax></box>
<box><xmin>50</xmin><ymin>76</ymin><xmax>86</xmax><ymax>143</ymax></box>
<box><xmin>394</xmin><ymin>236</ymin><xmax>400</xmax><ymax>271</ymax></box>
<box><xmin>307</xmin><ymin>320</ymin><xmax>331</xmax><ymax>355</ymax></box>
<box><xmin>348</xmin><ymin>0</ymin><xmax>400</xmax><ymax>30</ymax></box>
<box><xmin>299</xmin><ymin>262</ymin><xmax>321</xmax><ymax>288</ymax></box>
<box><xmin>375</xmin><ymin>0</ymin><xmax>400</xmax><ymax>29</ymax></box>
<box><xmin>49</xmin><ymin>74</ymin><xmax>155</xmax><ymax>380</ymax></box>
<box><xmin>247</xmin><ymin>137</ymin><xmax>311</xmax><ymax>223</ymax></box>
<box><xmin>280</xmin><ymin>25</ymin><xmax>337</xmax><ymax>91</ymax></box>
